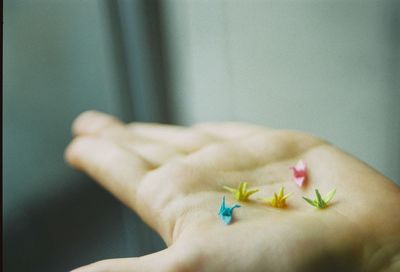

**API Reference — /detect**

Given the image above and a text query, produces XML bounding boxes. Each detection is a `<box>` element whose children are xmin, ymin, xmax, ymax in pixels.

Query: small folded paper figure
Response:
<box><xmin>290</xmin><ymin>160</ymin><xmax>307</xmax><ymax>187</ymax></box>
<box><xmin>259</xmin><ymin>187</ymin><xmax>291</xmax><ymax>208</ymax></box>
<box><xmin>303</xmin><ymin>189</ymin><xmax>336</xmax><ymax>209</ymax></box>
<box><xmin>223</xmin><ymin>182</ymin><xmax>259</xmax><ymax>201</ymax></box>
<box><xmin>218</xmin><ymin>196</ymin><xmax>241</xmax><ymax>225</ymax></box>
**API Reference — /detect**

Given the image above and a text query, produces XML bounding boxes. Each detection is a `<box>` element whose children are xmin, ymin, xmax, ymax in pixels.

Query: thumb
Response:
<box><xmin>70</xmin><ymin>246</ymin><xmax>195</xmax><ymax>272</ymax></box>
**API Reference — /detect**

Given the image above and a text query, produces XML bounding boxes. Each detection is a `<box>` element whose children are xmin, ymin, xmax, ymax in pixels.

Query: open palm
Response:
<box><xmin>66</xmin><ymin>111</ymin><xmax>400</xmax><ymax>272</ymax></box>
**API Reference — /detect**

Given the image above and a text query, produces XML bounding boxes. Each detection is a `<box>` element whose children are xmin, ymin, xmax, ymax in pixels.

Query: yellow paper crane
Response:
<box><xmin>223</xmin><ymin>182</ymin><xmax>259</xmax><ymax>201</ymax></box>
<box><xmin>260</xmin><ymin>187</ymin><xmax>291</xmax><ymax>208</ymax></box>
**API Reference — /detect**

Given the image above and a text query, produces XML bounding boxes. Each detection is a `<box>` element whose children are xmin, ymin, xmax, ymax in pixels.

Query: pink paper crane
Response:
<box><xmin>290</xmin><ymin>160</ymin><xmax>307</xmax><ymax>187</ymax></box>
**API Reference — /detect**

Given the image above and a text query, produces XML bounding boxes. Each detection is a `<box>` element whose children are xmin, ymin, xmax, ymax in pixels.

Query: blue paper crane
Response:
<box><xmin>218</xmin><ymin>196</ymin><xmax>241</xmax><ymax>225</ymax></box>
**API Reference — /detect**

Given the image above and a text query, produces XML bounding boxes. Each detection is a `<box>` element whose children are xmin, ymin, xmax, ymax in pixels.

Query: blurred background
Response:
<box><xmin>3</xmin><ymin>0</ymin><xmax>399</xmax><ymax>271</ymax></box>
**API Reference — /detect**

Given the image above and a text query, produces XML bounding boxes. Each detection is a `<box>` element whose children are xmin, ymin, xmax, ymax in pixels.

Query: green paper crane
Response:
<box><xmin>303</xmin><ymin>189</ymin><xmax>336</xmax><ymax>209</ymax></box>
<box><xmin>223</xmin><ymin>182</ymin><xmax>259</xmax><ymax>201</ymax></box>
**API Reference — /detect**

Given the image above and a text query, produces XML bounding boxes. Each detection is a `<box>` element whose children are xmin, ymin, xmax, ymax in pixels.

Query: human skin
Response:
<box><xmin>65</xmin><ymin>111</ymin><xmax>400</xmax><ymax>272</ymax></box>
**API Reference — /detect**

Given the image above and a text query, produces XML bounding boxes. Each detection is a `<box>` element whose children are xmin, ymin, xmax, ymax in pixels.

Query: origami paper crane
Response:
<box><xmin>223</xmin><ymin>182</ymin><xmax>259</xmax><ymax>201</ymax></box>
<box><xmin>218</xmin><ymin>196</ymin><xmax>241</xmax><ymax>225</ymax></box>
<box><xmin>303</xmin><ymin>189</ymin><xmax>336</xmax><ymax>209</ymax></box>
<box><xmin>259</xmin><ymin>187</ymin><xmax>291</xmax><ymax>208</ymax></box>
<box><xmin>290</xmin><ymin>160</ymin><xmax>307</xmax><ymax>187</ymax></box>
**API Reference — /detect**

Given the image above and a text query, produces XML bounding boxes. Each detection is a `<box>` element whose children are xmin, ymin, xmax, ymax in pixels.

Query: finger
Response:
<box><xmin>72</xmin><ymin>111</ymin><xmax>184</xmax><ymax>166</ymax></box>
<box><xmin>193</xmin><ymin>122</ymin><xmax>271</xmax><ymax>140</ymax></box>
<box><xmin>127</xmin><ymin>123</ymin><xmax>219</xmax><ymax>153</ymax></box>
<box><xmin>72</xmin><ymin>110</ymin><xmax>123</xmax><ymax>136</ymax></box>
<box><xmin>70</xmin><ymin>247</ymin><xmax>194</xmax><ymax>272</ymax></box>
<box><xmin>72</xmin><ymin>111</ymin><xmax>149</xmax><ymax>146</ymax></box>
<box><xmin>186</xmin><ymin>130</ymin><xmax>323</xmax><ymax>171</ymax></box>
<box><xmin>128</xmin><ymin>143</ymin><xmax>185</xmax><ymax>167</ymax></box>
<box><xmin>65</xmin><ymin>136</ymin><xmax>150</xmax><ymax>209</ymax></box>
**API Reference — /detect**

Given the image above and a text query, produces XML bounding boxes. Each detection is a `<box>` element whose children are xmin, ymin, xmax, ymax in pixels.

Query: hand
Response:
<box><xmin>65</xmin><ymin>111</ymin><xmax>400</xmax><ymax>272</ymax></box>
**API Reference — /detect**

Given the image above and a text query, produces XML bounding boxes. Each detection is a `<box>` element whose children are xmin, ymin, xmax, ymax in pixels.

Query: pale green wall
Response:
<box><xmin>162</xmin><ymin>0</ymin><xmax>400</xmax><ymax>184</ymax></box>
<box><xmin>4</xmin><ymin>0</ymin><xmax>118</xmax><ymax>221</ymax></box>
<box><xmin>4</xmin><ymin>1</ymin><xmax>163</xmax><ymax>271</ymax></box>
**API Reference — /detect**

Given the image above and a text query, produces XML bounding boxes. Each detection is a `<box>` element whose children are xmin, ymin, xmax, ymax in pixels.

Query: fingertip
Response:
<box><xmin>64</xmin><ymin>136</ymin><xmax>95</xmax><ymax>168</ymax></box>
<box><xmin>71</xmin><ymin>110</ymin><xmax>97</xmax><ymax>135</ymax></box>
<box><xmin>72</xmin><ymin>110</ymin><xmax>121</xmax><ymax>136</ymax></box>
